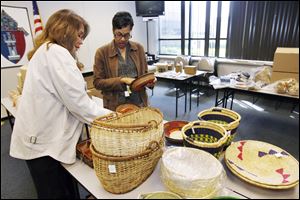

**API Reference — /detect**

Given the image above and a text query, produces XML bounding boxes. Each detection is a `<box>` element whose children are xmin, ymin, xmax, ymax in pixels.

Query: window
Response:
<box><xmin>159</xmin><ymin>1</ymin><xmax>230</xmax><ymax>57</ymax></box>
<box><xmin>159</xmin><ymin>1</ymin><xmax>181</xmax><ymax>55</ymax></box>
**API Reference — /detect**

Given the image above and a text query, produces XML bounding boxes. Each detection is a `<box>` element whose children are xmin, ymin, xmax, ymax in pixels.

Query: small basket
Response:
<box><xmin>90</xmin><ymin>141</ymin><xmax>163</xmax><ymax>194</ymax></box>
<box><xmin>90</xmin><ymin>107</ymin><xmax>164</xmax><ymax>156</ymax></box>
<box><xmin>182</xmin><ymin>121</ymin><xmax>228</xmax><ymax>158</ymax></box>
<box><xmin>198</xmin><ymin>107</ymin><xmax>241</xmax><ymax>148</ymax></box>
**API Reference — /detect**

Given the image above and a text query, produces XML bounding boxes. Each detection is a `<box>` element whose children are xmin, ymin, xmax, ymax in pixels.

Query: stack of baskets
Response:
<box><xmin>89</xmin><ymin>107</ymin><xmax>164</xmax><ymax>194</ymax></box>
<box><xmin>198</xmin><ymin>107</ymin><xmax>241</xmax><ymax>149</ymax></box>
<box><xmin>161</xmin><ymin>147</ymin><xmax>225</xmax><ymax>198</ymax></box>
<box><xmin>181</xmin><ymin>121</ymin><xmax>228</xmax><ymax>158</ymax></box>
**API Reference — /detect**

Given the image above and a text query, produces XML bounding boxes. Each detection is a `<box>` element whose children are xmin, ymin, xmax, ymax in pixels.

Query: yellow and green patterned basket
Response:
<box><xmin>198</xmin><ymin>107</ymin><xmax>241</xmax><ymax>149</ymax></box>
<box><xmin>182</xmin><ymin>121</ymin><xmax>228</xmax><ymax>158</ymax></box>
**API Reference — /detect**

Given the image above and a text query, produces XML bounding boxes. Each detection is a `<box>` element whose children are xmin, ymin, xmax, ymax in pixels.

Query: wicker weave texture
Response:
<box><xmin>182</xmin><ymin>121</ymin><xmax>228</xmax><ymax>158</ymax></box>
<box><xmin>225</xmin><ymin>140</ymin><xmax>299</xmax><ymax>189</ymax></box>
<box><xmin>90</xmin><ymin>107</ymin><xmax>164</xmax><ymax>156</ymax></box>
<box><xmin>90</xmin><ymin>141</ymin><xmax>163</xmax><ymax>194</ymax></box>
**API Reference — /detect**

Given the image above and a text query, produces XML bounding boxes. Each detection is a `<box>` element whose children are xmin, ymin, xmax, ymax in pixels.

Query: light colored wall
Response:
<box><xmin>1</xmin><ymin>1</ymin><xmax>148</xmax><ymax>118</ymax></box>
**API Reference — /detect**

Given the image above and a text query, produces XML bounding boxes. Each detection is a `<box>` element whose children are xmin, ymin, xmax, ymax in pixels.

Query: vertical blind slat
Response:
<box><xmin>227</xmin><ymin>1</ymin><xmax>299</xmax><ymax>61</ymax></box>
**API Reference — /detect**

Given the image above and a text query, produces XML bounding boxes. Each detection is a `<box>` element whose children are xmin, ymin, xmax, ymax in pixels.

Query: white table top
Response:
<box><xmin>2</xmin><ymin>96</ymin><xmax>299</xmax><ymax>199</ymax></box>
<box><xmin>211</xmin><ymin>80</ymin><xmax>299</xmax><ymax>99</ymax></box>
<box><xmin>155</xmin><ymin>70</ymin><xmax>207</xmax><ymax>81</ymax></box>
<box><xmin>62</xmin><ymin>158</ymin><xmax>247</xmax><ymax>199</ymax></box>
<box><xmin>61</xmin><ymin>150</ymin><xmax>299</xmax><ymax>199</ymax></box>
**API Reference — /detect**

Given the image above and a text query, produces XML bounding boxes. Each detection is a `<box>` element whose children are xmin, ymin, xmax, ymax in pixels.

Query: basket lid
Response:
<box><xmin>225</xmin><ymin>140</ymin><xmax>299</xmax><ymax>189</ymax></box>
<box><xmin>162</xmin><ymin>147</ymin><xmax>224</xmax><ymax>181</ymax></box>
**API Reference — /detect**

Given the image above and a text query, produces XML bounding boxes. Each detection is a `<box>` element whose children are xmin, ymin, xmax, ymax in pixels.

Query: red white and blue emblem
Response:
<box><xmin>1</xmin><ymin>9</ymin><xmax>28</xmax><ymax>64</ymax></box>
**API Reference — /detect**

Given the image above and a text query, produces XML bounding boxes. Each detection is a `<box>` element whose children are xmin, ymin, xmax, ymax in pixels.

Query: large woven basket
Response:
<box><xmin>90</xmin><ymin>141</ymin><xmax>163</xmax><ymax>194</ymax></box>
<box><xmin>182</xmin><ymin>121</ymin><xmax>228</xmax><ymax>158</ymax></box>
<box><xmin>161</xmin><ymin>147</ymin><xmax>225</xmax><ymax>198</ymax></box>
<box><xmin>198</xmin><ymin>107</ymin><xmax>241</xmax><ymax>148</ymax></box>
<box><xmin>225</xmin><ymin>140</ymin><xmax>299</xmax><ymax>189</ymax></box>
<box><xmin>90</xmin><ymin>107</ymin><xmax>164</xmax><ymax>156</ymax></box>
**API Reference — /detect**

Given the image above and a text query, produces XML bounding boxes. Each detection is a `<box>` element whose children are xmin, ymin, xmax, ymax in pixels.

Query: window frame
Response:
<box><xmin>159</xmin><ymin>1</ymin><xmax>228</xmax><ymax>57</ymax></box>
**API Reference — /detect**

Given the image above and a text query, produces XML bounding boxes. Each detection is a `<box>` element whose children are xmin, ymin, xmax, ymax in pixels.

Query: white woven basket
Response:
<box><xmin>161</xmin><ymin>147</ymin><xmax>225</xmax><ymax>198</ymax></box>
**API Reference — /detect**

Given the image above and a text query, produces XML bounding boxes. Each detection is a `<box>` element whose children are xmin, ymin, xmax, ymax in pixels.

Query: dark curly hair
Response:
<box><xmin>112</xmin><ymin>11</ymin><xmax>134</xmax><ymax>30</ymax></box>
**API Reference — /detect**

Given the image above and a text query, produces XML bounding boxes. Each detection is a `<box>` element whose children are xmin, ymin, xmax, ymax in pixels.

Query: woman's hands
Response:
<box><xmin>120</xmin><ymin>77</ymin><xmax>135</xmax><ymax>85</ymax></box>
<box><xmin>120</xmin><ymin>77</ymin><xmax>157</xmax><ymax>89</ymax></box>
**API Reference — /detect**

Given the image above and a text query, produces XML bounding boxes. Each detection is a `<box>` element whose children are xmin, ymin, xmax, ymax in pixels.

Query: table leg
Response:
<box><xmin>230</xmin><ymin>91</ymin><xmax>234</xmax><ymax>109</ymax></box>
<box><xmin>189</xmin><ymin>83</ymin><xmax>192</xmax><ymax>111</ymax></box>
<box><xmin>223</xmin><ymin>90</ymin><xmax>227</xmax><ymax>108</ymax></box>
<box><xmin>215</xmin><ymin>90</ymin><xmax>219</xmax><ymax>106</ymax></box>
<box><xmin>176</xmin><ymin>87</ymin><xmax>178</xmax><ymax>118</ymax></box>
<box><xmin>184</xmin><ymin>86</ymin><xmax>187</xmax><ymax>113</ymax></box>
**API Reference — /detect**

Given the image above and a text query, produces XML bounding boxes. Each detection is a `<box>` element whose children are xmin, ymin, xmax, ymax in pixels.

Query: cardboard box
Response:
<box><xmin>184</xmin><ymin>65</ymin><xmax>197</xmax><ymax>75</ymax></box>
<box><xmin>273</xmin><ymin>48</ymin><xmax>299</xmax><ymax>73</ymax></box>
<box><xmin>154</xmin><ymin>63</ymin><xmax>168</xmax><ymax>73</ymax></box>
<box><xmin>271</xmin><ymin>71</ymin><xmax>299</xmax><ymax>82</ymax></box>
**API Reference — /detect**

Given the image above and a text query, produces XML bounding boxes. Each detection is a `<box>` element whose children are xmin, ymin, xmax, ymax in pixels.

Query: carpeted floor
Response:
<box><xmin>1</xmin><ymin>81</ymin><xmax>299</xmax><ymax>199</ymax></box>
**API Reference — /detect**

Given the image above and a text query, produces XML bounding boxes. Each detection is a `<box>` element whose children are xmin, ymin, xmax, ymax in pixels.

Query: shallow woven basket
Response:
<box><xmin>198</xmin><ymin>107</ymin><xmax>241</xmax><ymax>148</ymax></box>
<box><xmin>225</xmin><ymin>140</ymin><xmax>299</xmax><ymax>189</ymax></box>
<box><xmin>182</xmin><ymin>121</ymin><xmax>228</xmax><ymax>158</ymax></box>
<box><xmin>90</xmin><ymin>141</ymin><xmax>163</xmax><ymax>194</ymax></box>
<box><xmin>90</xmin><ymin>107</ymin><xmax>164</xmax><ymax>156</ymax></box>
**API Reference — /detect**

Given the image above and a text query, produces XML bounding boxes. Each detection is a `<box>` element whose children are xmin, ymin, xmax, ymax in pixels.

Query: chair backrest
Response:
<box><xmin>197</xmin><ymin>57</ymin><xmax>215</xmax><ymax>72</ymax></box>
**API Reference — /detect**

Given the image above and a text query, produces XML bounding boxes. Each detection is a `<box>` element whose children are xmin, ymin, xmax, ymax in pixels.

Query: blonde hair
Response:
<box><xmin>27</xmin><ymin>9</ymin><xmax>89</xmax><ymax>60</ymax></box>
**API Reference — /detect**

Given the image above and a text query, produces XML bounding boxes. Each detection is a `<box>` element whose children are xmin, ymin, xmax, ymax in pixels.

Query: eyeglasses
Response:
<box><xmin>114</xmin><ymin>32</ymin><xmax>132</xmax><ymax>40</ymax></box>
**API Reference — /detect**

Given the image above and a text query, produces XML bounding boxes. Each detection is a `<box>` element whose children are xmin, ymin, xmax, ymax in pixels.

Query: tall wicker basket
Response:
<box><xmin>198</xmin><ymin>107</ymin><xmax>241</xmax><ymax>148</ymax></box>
<box><xmin>90</xmin><ymin>141</ymin><xmax>163</xmax><ymax>194</ymax></box>
<box><xmin>90</xmin><ymin>107</ymin><xmax>164</xmax><ymax>156</ymax></box>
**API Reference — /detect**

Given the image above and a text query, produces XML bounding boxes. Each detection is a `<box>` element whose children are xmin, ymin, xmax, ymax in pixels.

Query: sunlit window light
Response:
<box><xmin>227</xmin><ymin>99</ymin><xmax>248</xmax><ymax>109</ymax></box>
<box><xmin>292</xmin><ymin>110</ymin><xmax>299</xmax><ymax>115</ymax></box>
<box><xmin>241</xmin><ymin>100</ymin><xmax>264</xmax><ymax>112</ymax></box>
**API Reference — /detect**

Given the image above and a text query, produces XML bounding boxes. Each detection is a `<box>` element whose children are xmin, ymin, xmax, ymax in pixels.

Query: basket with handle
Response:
<box><xmin>198</xmin><ymin>107</ymin><xmax>241</xmax><ymax>149</ymax></box>
<box><xmin>90</xmin><ymin>107</ymin><xmax>164</xmax><ymax>156</ymax></box>
<box><xmin>182</xmin><ymin>121</ymin><xmax>228</xmax><ymax>158</ymax></box>
<box><xmin>90</xmin><ymin>141</ymin><xmax>163</xmax><ymax>194</ymax></box>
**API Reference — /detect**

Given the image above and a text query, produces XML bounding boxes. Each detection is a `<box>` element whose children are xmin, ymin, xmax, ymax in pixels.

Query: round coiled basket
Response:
<box><xmin>182</xmin><ymin>121</ymin><xmax>228</xmax><ymax>158</ymax></box>
<box><xmin>198</xmin><ymin>107</ymin><xmax>241</xmax><ymax>148</ymax></box>
<box><xmin>90</xmin><ymin>107</ymin><xmax>164</xmax><ymax>156</ymax></box>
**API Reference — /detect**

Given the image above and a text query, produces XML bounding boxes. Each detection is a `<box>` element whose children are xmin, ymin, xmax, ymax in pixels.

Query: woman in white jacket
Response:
<box><xmin>9</xmin><ymin>9</ymin><xmax>111</xmax><ymax>198</ymax></box>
